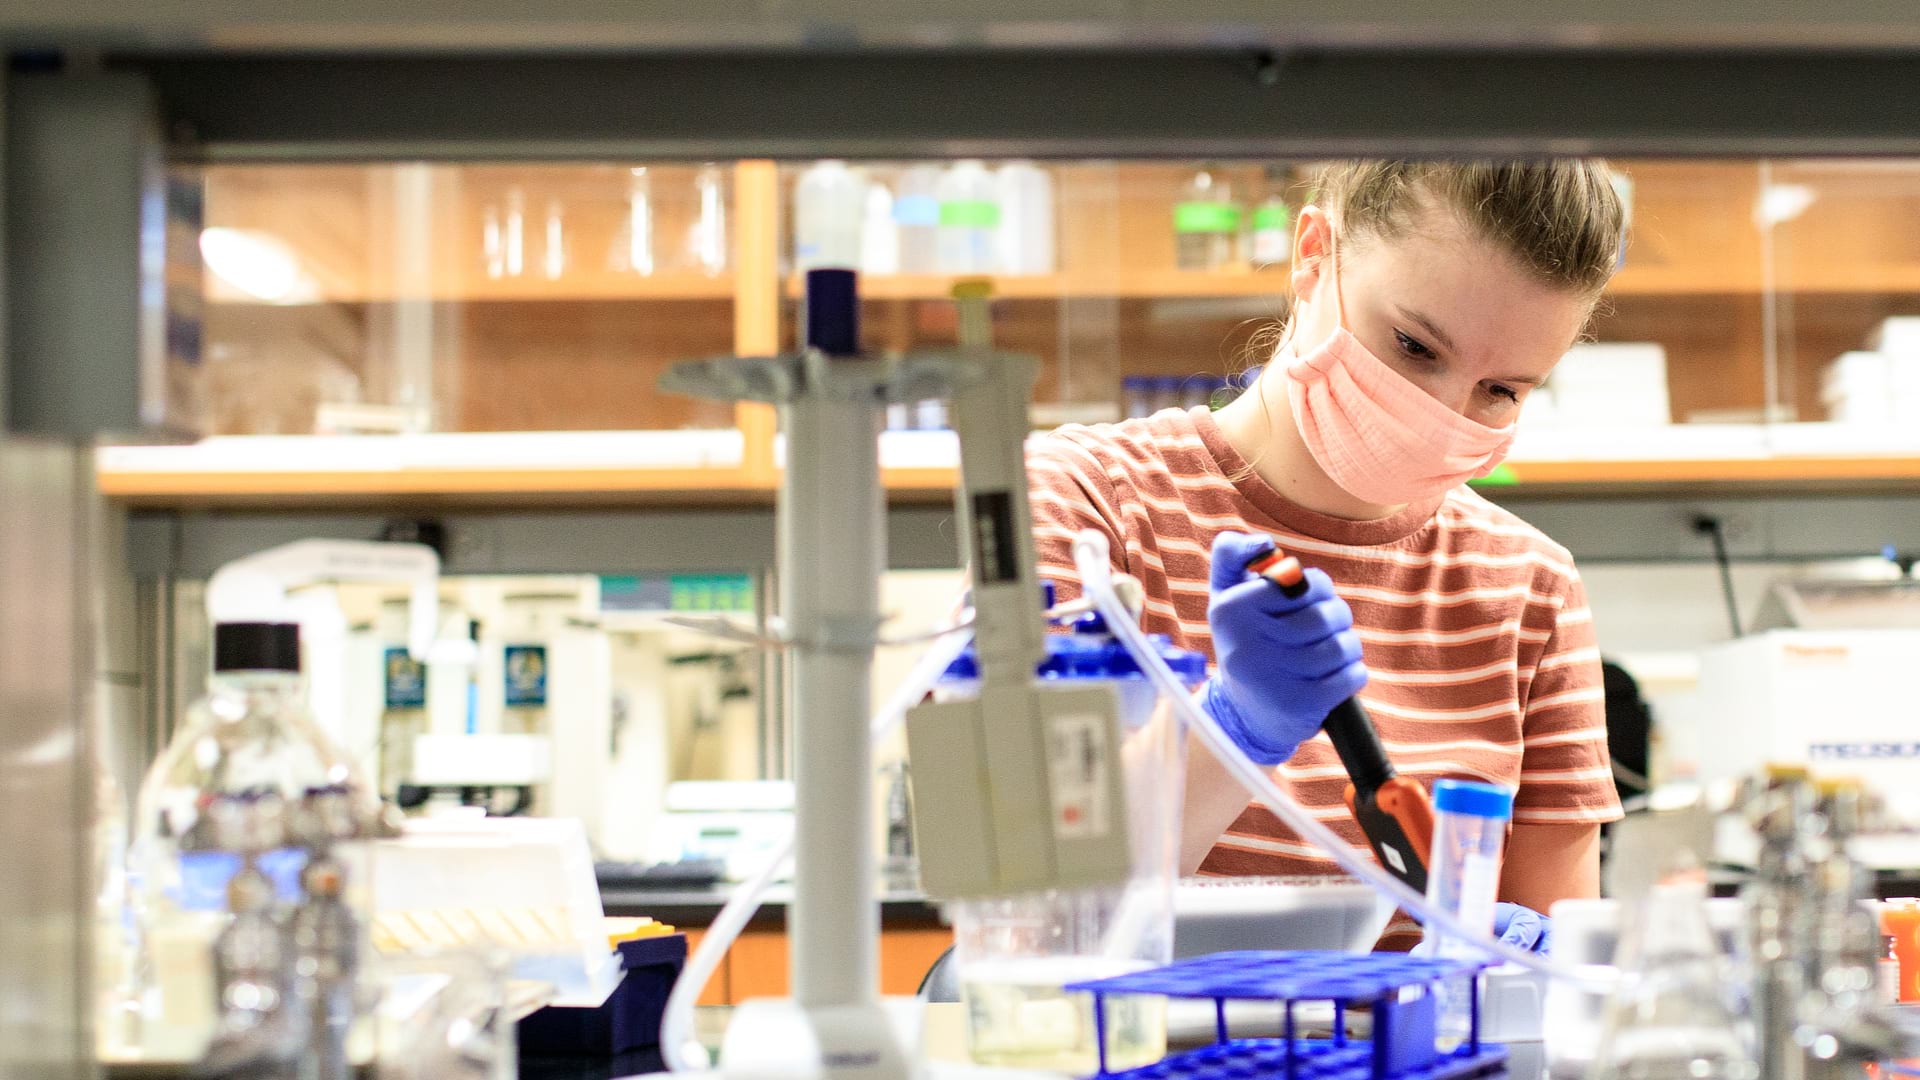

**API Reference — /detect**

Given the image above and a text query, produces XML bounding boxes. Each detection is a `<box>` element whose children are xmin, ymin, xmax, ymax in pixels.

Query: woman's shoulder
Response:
<box><xmin>1031</xmin><ymin>409</ymin><xmax>1215</xmax><ymax>490</ymax></box>
<box><xmin>1430</xmin><ymin>486</ymin><xmax>1581</xmax><ymax>586</ymax></box>
<box><xmin>1038</xmin><ymin>408</ymin><xmax>1214</xmax><ymax>471</ymax></box>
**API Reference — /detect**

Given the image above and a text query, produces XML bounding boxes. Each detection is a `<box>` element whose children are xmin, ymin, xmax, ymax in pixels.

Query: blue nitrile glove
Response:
<box><xmin>1414</xmin><ymin>903</ymin><xmax>1552</xmax><ymax>957</ymax></box>
<box><xmin>1199</xmin><ymin>532</ymin><xmax>1368</xmax><ymax>766</ymax></box>
<box><xmin>1492</xmin><ymin>902</ymin><xmax>1552</xmax><ymax>954</ymax></box>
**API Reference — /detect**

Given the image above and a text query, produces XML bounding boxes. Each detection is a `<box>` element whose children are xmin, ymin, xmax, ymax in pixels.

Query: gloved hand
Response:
<box><xmin>1200</xmin><ymin>532</ymin><xmax>1367</xmax><ymax>765</ymax></box>
<box><xmin>1413</xmin><ymin>903</ymin><xmax>1552</xmax><ymax>956</ymax></box>
<box><xmin>1492</xmin><ymin>902</ymin><xmax>1552</xmax><ymax>954</ymax></box>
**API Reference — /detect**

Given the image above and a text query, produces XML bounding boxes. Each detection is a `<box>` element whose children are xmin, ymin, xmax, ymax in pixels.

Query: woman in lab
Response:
<box><xmin>1029</xmin><ymin>161</ymin><xmax>1623</xmax><ymax>951</ymax></box>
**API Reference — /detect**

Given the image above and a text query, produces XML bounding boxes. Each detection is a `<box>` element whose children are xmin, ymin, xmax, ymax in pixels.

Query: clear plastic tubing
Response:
<box><xmin>1426</xmin><ymin>779</ymin><xmax>1516</xmax><ymax>1048</ymax></box>
<box><xmin>660</xmin><ymin>622</ymin><xmax>976</xmax><ymax>1071</ymax></box>
<box><xmin>1069</xmin><ymin>529</ymin><xmax>1602</xmax><ymax>985</ymax></box>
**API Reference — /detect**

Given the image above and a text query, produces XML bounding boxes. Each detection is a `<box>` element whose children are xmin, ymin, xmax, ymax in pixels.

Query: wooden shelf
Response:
<box><xmin>783</xmin><ymin>269</ymin><xmax>1294</xmax><ymax>301</ymax></box>
<box><xmin>877</xmin><ymin>456</ymin><xmax>1920</xmax><ymax>500</ymax></box>
<box><xmin>208</xmin><ymin>272</ymin><xmax>737</xmax><ymax>305</ymax></box>
<box><xmin>801</xmin><ymin>268</ymin><xmax>1920</xmax><ymax>302</ymax></box>
<box><xmin>95</xmin><ymin>432</ymin><xmax>766</xmax><ymax>509</ymax></box>
<box><xmin>1488</xmin><ymin>454</ymin><xmax>1920</xmax><ymax>490</ymax></box>
<box><xmin>96</xmin><ymin>445</ymin><xmax>1920</xmax><ymax>509</ymax></box>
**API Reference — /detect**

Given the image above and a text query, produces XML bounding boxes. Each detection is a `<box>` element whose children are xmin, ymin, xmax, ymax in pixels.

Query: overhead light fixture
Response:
<box><xmin>199</xmin><ymin>226</ymin><xmax>316</xmax><ymax>303</ymax></box>
<box><xmin>1755</xmin><ymin>183</ymin><xmax>1818</xmax><ymax>227</ymax></box>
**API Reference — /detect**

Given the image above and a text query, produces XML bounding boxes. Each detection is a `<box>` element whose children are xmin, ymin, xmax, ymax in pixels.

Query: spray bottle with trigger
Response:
<box><xmin>1243</xmin><ymin>545</ymin><xmax>1436</xmax><ymax>892</ymax></box>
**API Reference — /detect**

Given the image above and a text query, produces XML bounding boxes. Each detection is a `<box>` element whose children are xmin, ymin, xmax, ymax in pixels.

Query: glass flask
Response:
<box><xmin>1590</xmin><ymin>874</ymin><xmax>1760</xmax><ymax>1080</ymax></box>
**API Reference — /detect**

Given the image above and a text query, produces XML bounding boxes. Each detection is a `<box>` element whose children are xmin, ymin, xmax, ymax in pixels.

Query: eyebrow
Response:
<box><xmin>1397</xmin><ymin>305</ymin><xmax>1545</xmax><ymax>386</ymax></box>
<box><xmin>1397</xmin><ymin>307</ymin><xmax>1457</xmax><ymax>355</ymax></box>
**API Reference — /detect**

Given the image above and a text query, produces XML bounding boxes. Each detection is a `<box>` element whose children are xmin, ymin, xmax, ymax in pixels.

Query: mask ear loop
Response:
<box><xmin>1273</xmin><ymin>211</ymin><xmax>1344</xmax><ymax>367</ymax></box>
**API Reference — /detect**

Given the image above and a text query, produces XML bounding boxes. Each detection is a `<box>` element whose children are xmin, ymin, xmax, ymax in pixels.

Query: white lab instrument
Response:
<box><xmin>646</xmin><ymin>781</ymin><xmax>797</xmax><ymax>882</ymax></box>
<box><xmin>206</xmin><ymin>538</ymin><xmax>441</xmax><ymax>764</ymax></box>
<box><xmin>1161</xmin><ymin>877</ymin><xmax>1394</xmax><ymax>1043</ymax></box>
<box><xmin>1749</xmin><ymin>575</ymin><xmax>1920</xmax><ymax>631</ymax></box>
<box><xmin>1695</xmin><ymin>628</ymin><xmax>1920</xmax><ymax>826</ymax></box>
<box><xmin>409</xmin><ymin>733</ymin><xmax>554</xmax><ymax>789</ymax></box>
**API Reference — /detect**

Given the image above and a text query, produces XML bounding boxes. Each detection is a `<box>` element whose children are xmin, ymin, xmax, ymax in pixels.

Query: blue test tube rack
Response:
<box><xmin>1065</xmin><ymin>950</ymin><xmax>1507</xmax><ymax>1080</ymax></box>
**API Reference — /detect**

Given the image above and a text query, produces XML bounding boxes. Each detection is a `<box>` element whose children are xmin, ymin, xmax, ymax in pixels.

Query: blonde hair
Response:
<box><xmin>1313</xmin><ymin>159</ymin><xmax>1625</xmax><ymax>300</ymax></box>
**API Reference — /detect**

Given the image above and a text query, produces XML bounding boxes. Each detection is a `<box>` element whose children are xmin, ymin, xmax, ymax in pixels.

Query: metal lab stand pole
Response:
<box><xmin>782</xmin><ymin>360</ymin><xmax>884</xmax><ymax>1008</ymax></box>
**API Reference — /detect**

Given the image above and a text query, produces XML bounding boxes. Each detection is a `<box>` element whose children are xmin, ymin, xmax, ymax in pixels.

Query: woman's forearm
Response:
<box><xmin>1180</xmin><ymin>727</ymin><xmax>1256</xmax><ymax>874</ymax></box>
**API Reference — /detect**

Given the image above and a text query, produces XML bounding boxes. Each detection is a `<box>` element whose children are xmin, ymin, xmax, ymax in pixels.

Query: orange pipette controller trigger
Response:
<box><xmin>1242</xmin><ymin>539</ymin><xmax>1435</xmax><ymax>891</ymax></box>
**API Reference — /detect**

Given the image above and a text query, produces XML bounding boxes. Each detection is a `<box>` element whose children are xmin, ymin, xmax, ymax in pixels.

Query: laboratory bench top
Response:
<box><xmin>103</xmin><ymin>1004</ymin><xmax>1572</xmax><ymax>1079</ymax></box>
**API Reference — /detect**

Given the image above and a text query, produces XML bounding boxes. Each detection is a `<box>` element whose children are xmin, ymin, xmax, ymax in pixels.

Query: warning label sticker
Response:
<box><xmin>1047</xmin><ymin>711</ymin><xmax>1111</xmax><ymax>841</ymax></box>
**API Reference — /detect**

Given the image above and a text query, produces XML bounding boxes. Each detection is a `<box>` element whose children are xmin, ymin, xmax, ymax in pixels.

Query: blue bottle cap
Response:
<box><xmin>1432</xmin><ymin>778</ymin><xmax>1515</xmax><ymax>821</ymax></box>
<box><xmin>804</xmin><ymin>269</ymin><xmax>860</xmax><ymax>357</ymax></box>
<box><xmin>940</xmin><ymin>626</ymin><xmax>1207</xmax><ymax>687</ymax></box>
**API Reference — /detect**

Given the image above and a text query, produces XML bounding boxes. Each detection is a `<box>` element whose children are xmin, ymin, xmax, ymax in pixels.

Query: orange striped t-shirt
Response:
<box><xmin>1026</xmin><ymin>406</ymin><xmax>1622</xmax><ymax>881</ymax></box>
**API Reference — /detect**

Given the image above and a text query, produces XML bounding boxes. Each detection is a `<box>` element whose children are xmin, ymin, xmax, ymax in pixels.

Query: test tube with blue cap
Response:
<box><xmin>1424</xmin><ymin>777</ymin><xmax>1515</xmax><ymax>1051</ymax></box>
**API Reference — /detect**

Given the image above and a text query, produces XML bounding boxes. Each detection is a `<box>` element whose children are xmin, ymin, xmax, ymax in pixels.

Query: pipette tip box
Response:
<box><xmin>1066</xmin><ymin>950</ymin><xmax>1506</xmax><ymax>1080</ymax></box>
<box><xmin>518</xmin><ymin>932</ymin><xmax>687</xmax><ymax>1064</ymax></box>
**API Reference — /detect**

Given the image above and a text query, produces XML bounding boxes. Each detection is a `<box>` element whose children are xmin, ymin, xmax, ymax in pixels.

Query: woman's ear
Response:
<box><xmin>1290</xmin><ymin>205</ymin><xmax>1333</xmax><ymax>306</ymax></box>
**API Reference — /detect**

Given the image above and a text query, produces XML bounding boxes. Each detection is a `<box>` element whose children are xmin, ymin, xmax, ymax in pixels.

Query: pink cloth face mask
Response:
<box><xmin>1281</xmin><ymin>243</ymin><xmax>1517</xmax><ymax>507</ymax></box>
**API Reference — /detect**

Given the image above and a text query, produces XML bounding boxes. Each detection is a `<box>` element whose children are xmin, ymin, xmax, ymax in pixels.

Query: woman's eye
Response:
<box><xmin>1487</xmin><ymin>384</ymin><xmax>1521</xmax><ymax>404</ymax></box>
<box><xmin>1393</xmin><ymin>330</ymin><xmax>1436</xmax><ymax>360</ymax></box>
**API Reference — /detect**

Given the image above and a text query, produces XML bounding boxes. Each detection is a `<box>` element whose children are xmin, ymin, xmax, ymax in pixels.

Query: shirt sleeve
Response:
<box><xmin>1025</xmin><ymin>434</ymin><xmax>1127</xmax><ymax>608</ymax></box>
<box><xmin>1512</xmin><ymin>573</ymin><xmax>1623</xmax><ymax>827</ymax></box>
